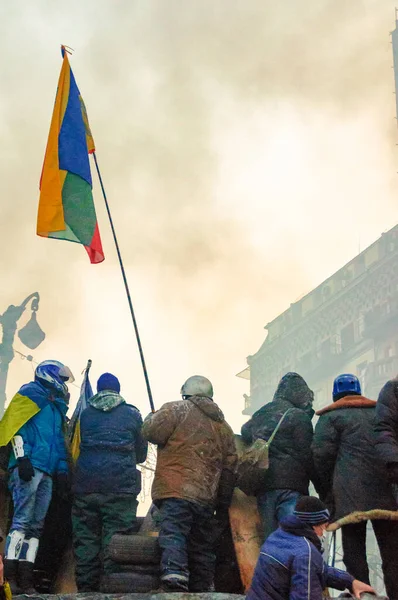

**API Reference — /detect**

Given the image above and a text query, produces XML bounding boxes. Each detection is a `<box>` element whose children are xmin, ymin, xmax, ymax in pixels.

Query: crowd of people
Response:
<box><xmin>1</xmin><ymin>360</ymin><xmax>398</xmax><ymax>599</ymax></box>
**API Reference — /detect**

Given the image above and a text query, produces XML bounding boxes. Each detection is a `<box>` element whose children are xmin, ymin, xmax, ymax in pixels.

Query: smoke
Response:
<box><xmin>0</xmin><ymin>0</ymin><xmax>397</xmax><ymax>430</ymax></box>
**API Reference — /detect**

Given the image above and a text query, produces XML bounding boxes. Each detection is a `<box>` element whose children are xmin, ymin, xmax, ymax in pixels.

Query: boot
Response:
<box><xmin>3</xmin><ymin>559</ymin><xmax>21</xmax><ymax>595</ymax></box>
<box><xmin>18</xmin><ymin>561</ymin><xmax>37</xmax><ymax>594</ymax></box>
<box><xmin>158</xmin><ymin>577</ymin><xmax>189</xmax><ymax>592</ymax></box>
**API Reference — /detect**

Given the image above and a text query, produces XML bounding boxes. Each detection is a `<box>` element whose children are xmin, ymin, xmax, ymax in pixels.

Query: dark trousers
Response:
<box><xmin>342</xmin><ymin>520</ymin><xmax>398</xmax><ymax>599</ymax></box>
<box><xmin>72</xmin><ymin>493</ymin><xmax>138</xmax><ymax>592</ymax></box>
<box><xmin>158</xmin><ymin>498</ymin><xmax>216</xmax><ymax>592</ymax></box>
<box><xmin>257</xmin><ymin>489</ymin><xmax>301</xmax><ymax>541</ymax></box>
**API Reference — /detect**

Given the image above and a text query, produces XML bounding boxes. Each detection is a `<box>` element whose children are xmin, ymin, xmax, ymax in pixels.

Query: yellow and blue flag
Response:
<box><xmin>69</xmin><ymin>360</ymin><xmax>93</xmax><ymax>462</ymax></box>
<box><xmin>0</xmin><ymin>385</ymin><xmax>47</xmax><ymax>447</ymax></box>
<box><xmin>37</xmin><ymin>47</ymin><xmax>104</xmax><ymax>264</ymax></box>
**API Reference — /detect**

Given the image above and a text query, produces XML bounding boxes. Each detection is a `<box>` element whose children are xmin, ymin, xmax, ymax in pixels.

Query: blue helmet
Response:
<box><xmin>332</xmin><ymin>374</ymin><xmax>361</xmax><ymax>399</ymax></box>
<box><xmin>35</xmin><ymin>360</ymin><xmax>74</xmax><ymax>396</ymax></box>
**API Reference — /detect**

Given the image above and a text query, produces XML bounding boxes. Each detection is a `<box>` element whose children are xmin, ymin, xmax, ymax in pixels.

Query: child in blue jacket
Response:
<box><xmin>247</xmin><ymin>496</ymin><xmax>375</xmax><ymax>600</ymax></box>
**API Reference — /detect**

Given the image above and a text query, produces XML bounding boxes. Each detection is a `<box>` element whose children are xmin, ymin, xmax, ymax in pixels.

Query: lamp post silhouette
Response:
<box><xmin>0</xmin><ymin>292</ymin><xmax>45</xmax><ymax>415</ymax></box>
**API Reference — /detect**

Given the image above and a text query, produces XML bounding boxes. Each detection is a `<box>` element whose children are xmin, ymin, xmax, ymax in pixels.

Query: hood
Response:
<box><xmin>32</xmin><ymin>380</ymin><xmax>69</xmax><ymax>417</ymax></box>
<box><xmin>280</xmin><ymin>515</ymin><xmax>322</xmax><ymax>552</ymax></box>
<box><xmin>273</xmin><ymin>372</ymin><xmax>314</xmax><ymax>410</ymax></box>
<box><xmin>188</xmin><ymin>395</ymin><xmax>224</xmax><ymax>422</ymax></box>
<box><xmin>88</xmin><ymin>390</ymin><xmax>126</xmax><ymax>412</ymax></box>
<box><xmin>316</xmin><ymin>395</ymin><xmax>376</xmax><ymax>416</ymax></box>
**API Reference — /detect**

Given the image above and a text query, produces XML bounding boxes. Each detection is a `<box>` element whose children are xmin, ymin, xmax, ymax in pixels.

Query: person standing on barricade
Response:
<box><xmin>241</xmin><ymin>372</ymin><xmax>319</xmax><ymax>540</ymax></box>
<box><xmin>142</xmin><ymin>375</ymin><xmax>237</xmax><ymax>593</ymax></box>
<box><xmin>313</xmin><ymin>373</ymin><xmax>398</xmax><ymax>599</ymax></box>
<box><xmin>72</xmin><ymin>373</ymin><xmax>148</xmax><ymax>592</ymax></box>
<box><xmin>0</xmin><ymin>360</ymin><xmax>73</xmax><ymax>594</ymax></box>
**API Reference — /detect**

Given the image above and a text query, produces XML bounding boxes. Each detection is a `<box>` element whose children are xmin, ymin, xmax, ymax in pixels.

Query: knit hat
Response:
<box><xmin>294</xmin><ymin>496</ymin><xmax>330</xmax><ymax>525</ymax></box>
<box><xmin>97</xmin><ymin>373</ymin><xmax>121</xmax><ymax>393</ymax></box>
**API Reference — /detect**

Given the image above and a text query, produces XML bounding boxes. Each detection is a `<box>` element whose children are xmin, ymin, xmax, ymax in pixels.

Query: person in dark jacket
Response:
<box><xmin>142</xmin><ymin>375</ymin><xmax>237</xmax><ymax>593</ymax></box>
<box><xmin>312</xmin><ymin>373</ymin><xmax>398</xmax><ymax>599</ymax></box>
<box><xmin>0</xmin><ymin>360</ymin><xmax>73</xmax><ymax>594</ymax></box>
<box><xmin>241</xmin><ymin>372</ymin><xmax>318</xmax><ymax>540</ymax></box>
<box><xmin>247</xmin><ymin>496</ymin><xmax>374</xmax><ymax>600</ymax></box>
<box><xmin>375</xmin><ymin>376</ymin><xmax>398</xmax><ymax>486</ymax></box>
<box><xmin>72</xmin><ymin>373</ymin><xmax>148</xmax><ymax>592</ymax></box>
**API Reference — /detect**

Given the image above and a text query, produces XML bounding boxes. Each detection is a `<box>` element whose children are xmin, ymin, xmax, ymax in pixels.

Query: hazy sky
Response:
<box><xmin>1</xmin><ymin>0</ymin><xmax>398</xmax><ymax>432</ymax></box>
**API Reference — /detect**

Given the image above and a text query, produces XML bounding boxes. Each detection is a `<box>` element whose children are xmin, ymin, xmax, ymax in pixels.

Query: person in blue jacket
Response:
<box><xmin>72</xmin><ymin>373</ymin><xmax>148</xmax><ymax>592</ymax></box>
<box><xmin>247</xmin><ymin>496</ymin><xmax>374</xmax><ymax>600</ymax></box>
<box><xmin>0</xmin><ymin>360</ymin><xmax>73</xmax><ymax>594</ymax></box>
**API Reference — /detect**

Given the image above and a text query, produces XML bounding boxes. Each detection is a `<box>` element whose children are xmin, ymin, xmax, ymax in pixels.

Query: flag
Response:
<box><xmin>37</xmin><ymin>47</ymin><xmax>104</xmax><ymax>264</ymax></box>
<box><xmin>69</xmin><ymin>359</ymin><xmax>93</xmax><ymax>462</ymax></box>
<box><xmin>0</xmin><ymin>389</ymin><xmax>45</xmax><ymax>447</ymax></box>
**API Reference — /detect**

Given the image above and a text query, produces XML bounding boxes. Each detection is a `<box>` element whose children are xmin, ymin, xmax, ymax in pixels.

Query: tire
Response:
<box><xmin>108</xmin><ymin>533</ymin><xmax>160</xmax><ymax>564</ymax></box>
<box><xmin>117</xmin><ymin>563</ymin><xmax>160</xmax><ymax>575</ymax></box>
<box><xmin>124</xmin><ymin>516</ymin><xmax>145</xmax><ymax>534</ymax></box>
<box><xmin>102</xmin><ymin>571</ymin><xmax>159</xmax><ymax>593</ymax></box>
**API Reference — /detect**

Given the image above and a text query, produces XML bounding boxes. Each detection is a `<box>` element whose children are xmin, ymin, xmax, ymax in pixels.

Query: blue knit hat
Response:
<box><xmin>294</xmin><ymin>496</ymin><xmax>330</xmax><ymax>525</ymax></box>
<box><xmin>97</xmin><ymin>373</ymin><xmax>121</xmax><ymax>393</ymax></box>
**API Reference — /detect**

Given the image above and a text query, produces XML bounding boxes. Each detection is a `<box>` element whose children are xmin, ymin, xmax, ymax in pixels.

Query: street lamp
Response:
<box><xmin>0</xmin><ymin>292</ymin><xmax>45</xmax><ymax>415</ymax></box>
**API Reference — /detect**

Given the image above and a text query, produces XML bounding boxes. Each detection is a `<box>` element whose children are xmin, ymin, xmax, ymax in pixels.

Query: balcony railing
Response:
<box><xmin>366</xmin><ymin>357</ymin><xmax>398</xmax><ymax>384</ymax></box>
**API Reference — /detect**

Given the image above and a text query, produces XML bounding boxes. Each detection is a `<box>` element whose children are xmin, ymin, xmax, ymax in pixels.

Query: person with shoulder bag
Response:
<box><xmin>241</xmin><ymin>372</ymin><xmax>319</xmax><ymax>540</ymax></box>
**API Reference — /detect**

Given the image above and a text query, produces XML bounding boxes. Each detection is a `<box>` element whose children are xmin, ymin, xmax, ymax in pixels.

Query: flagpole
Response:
<box><xmin>92</xmin><ymin>152</ymin><xmax>155</xmax><ymax>413</ymax></box>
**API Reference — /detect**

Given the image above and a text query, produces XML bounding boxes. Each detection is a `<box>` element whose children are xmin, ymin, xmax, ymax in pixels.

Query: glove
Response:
<box><xmin>55</xmin><ymin>472</ymin><xmax>70</xmax><ymax>499</ymax></box>
<box><xmin>387</xmin><ymin>462</ymin><xmax>398</xmax><ymax>484</ymax></box>
<box><xmin>18</xmin><ymin>457</ymin><xmax>34</xmax><ymax>482</ymax></box>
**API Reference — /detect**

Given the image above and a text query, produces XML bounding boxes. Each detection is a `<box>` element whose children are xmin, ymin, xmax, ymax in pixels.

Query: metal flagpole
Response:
<box><xmin>92</xmin><ymin>152</ymin><xmax>155</xmax><ymax>413</ymax></box>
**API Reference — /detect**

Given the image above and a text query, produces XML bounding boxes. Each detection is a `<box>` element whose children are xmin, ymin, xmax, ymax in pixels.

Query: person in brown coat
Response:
<box><xmin>142</xmin><ymin>375</ymin><xmax>237</xmax><ymax>593</ymax></box>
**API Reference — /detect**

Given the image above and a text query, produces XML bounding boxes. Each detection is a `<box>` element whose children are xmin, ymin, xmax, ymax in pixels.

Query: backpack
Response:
<box><xmin>236</xmin><ymin>409</ymin><xmax>292</xmax><ymax>496</ymax></box>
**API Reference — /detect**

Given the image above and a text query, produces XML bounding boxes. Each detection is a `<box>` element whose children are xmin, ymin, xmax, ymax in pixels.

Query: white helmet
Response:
<box><xmin>180</xmin><ymin>375</ymin><xmax>213</xmax><ymax>399</ymax></box>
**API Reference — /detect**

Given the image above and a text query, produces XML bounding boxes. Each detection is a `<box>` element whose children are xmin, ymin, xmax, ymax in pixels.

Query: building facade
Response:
<box><xmin>241</xmin><ymin>224</ymin><xmax>398</xmax><ymax>415</ymax></box>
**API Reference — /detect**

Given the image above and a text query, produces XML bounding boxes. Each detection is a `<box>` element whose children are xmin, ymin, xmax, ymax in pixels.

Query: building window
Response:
<box><xmin>331</xmin><ymin>334</ymin><xmax>342</xmax><ymax>355</ymax></box>
<box><xmin>341</xmin><ymin>323</ymin><xmax>355</xmax><ymax>352</ymax></box>
<box><xmin>356</xmin><ymin>314</ymin><xmax>365</xmax><ymax>340</ymax></box>
<box><xmin>321</xmin><ymin>338</ymin><xmax>331</xmax><ymax>358</ymax></box>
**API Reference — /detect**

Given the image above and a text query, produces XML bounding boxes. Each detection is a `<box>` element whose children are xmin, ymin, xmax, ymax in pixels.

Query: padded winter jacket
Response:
<box><xmin>142</xmin><ymin>395</ymin><xmax>237</xmax><ymax>507</ymax></box>
<box><xmin>8</xmin><ymin>381</ymin><xmax>68</xmax><ymax>476</ymax></box>
<box><xmin>375</xmin><ymin>379</ymin><xmax>398</xmax><ymax>466</ymax></box>
<box><xmin>241</xmin><ymin>373</ymin><xmax>318</xmax><ymax>495</ymax></box>
<box><xmin>74</xmin><ymin>397</ymin><xmax>148</xmax><ymax>495</ymax></box>
<box><xmin>247</xmin><ymin>515</ymin><xmax>354</xmax><ymax>600</ymax></box>
<box><xmin>313</xmin><ymin>395</ymin><xmax>396</xmax><ymax>519</ymax></box>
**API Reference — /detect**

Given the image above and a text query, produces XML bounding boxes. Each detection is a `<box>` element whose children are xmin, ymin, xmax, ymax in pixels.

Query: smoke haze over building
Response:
<box><xmin>0</xmin><ymin>0</ymin><xmax>397</xmax><ymax>431</ymax></box>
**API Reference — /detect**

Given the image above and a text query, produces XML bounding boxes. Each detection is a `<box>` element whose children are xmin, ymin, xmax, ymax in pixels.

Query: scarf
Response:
<box><xmin>88</xmin><ymin>390</ymin><xmax>126</xmax><ymax>412</ymax></box>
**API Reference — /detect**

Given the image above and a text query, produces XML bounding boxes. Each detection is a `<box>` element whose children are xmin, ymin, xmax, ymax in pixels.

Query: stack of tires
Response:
<box><xmin>104</xmin><ymin>531</ymin><xmax>161</xmax><ymax>593</ymax></box>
